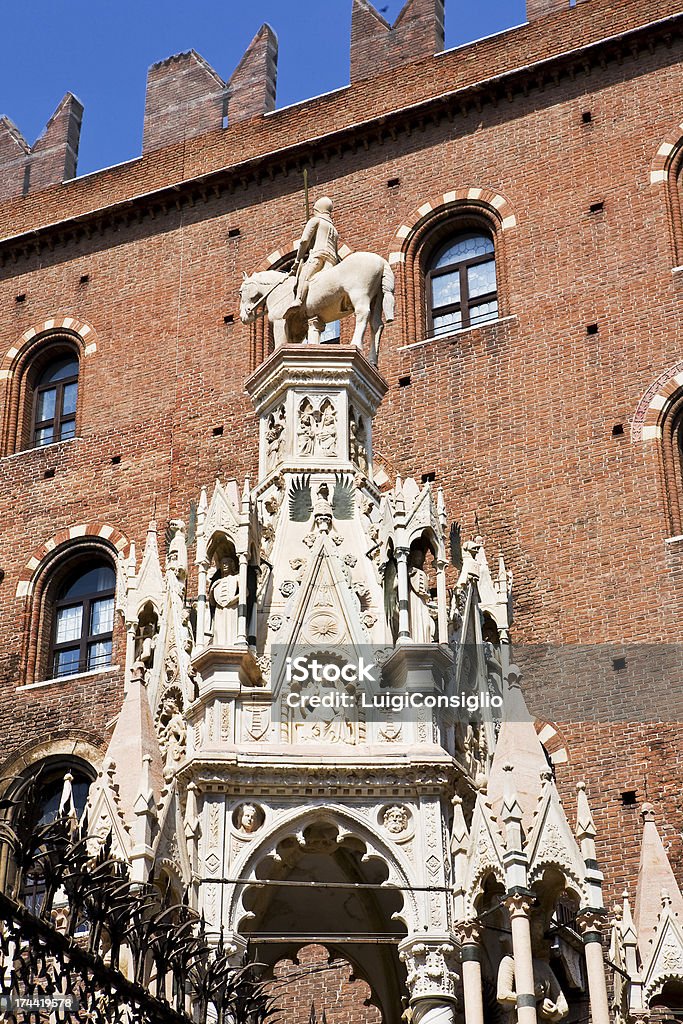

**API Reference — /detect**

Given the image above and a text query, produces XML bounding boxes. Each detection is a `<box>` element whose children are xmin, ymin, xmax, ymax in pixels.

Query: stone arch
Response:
<box><xmin>226</xmin><ymin>806</ymin><xmax>411</xmax><ymax>1024</ymax></box>
<box><xmin>0</xmin><ymin>735</ymin><xmax>103</xmax><ymax>787</ymax></box>
<box><xmin>15</xmin><ymin>523</ymin><xmax>130</xmax><ymax>598</ymax></box>
<box><xmin>227</xmin><ymin>803</ymin><xmax>417</xmax><ymax>934</ymax></box>
<box><xmin>0</xmin><ymin>739</ymin><xmax>100</xmax><ymax>896</ymax></box>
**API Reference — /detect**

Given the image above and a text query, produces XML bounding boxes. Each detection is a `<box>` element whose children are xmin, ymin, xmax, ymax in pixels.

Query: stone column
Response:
<box><xmin>577</xmin><ymin>911</ymin><xmax>610</xmax><ymax>1024</ymax></box>
<box><xmin>458</xmin><ymin>922</ymin><xmax>484</xmax><ymax>1024</ymax></box>
<box><xmin>399</xmin><ymin>936</ymin><xmax>459</xmax><ymax>1024</ymax></box>
<box><xmin>504</xmin><ymin>893</ymin><xmax>537</xmax><ymax>1024</ymax></box>
<box><xmin>436</xmin><ymin>557</ymin><xmax>448</xmax><ymax>644</ymax></box>
<box><xmin>396</xmin><ymin>546</ymin><xmax>411</xmax><ymax>641</ymax></box>
<box><xmin>196</xmin><ymin>557</ymin><xmax>209</xmax><ymax>645</ymax></box>
<box><xmin>236</xmin><ymin>552</ymin><xmax>249</xmax><ymax>646</ymax></box>
<box><xmin>125</xmin><ymin>620</ymin><xmax>137</xmax><ymax>690</ymax></box>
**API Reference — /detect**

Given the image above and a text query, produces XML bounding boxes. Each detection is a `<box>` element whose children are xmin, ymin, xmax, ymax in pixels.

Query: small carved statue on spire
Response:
<box><xmin>166</xmin><ymin>519</ymin><xmax>188</xmax><ymax>595</ymax></box>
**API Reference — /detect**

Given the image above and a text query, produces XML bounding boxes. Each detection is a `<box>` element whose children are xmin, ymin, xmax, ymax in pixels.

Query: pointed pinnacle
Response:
<box><xmin>576</xmin><ymin>781</ymin><xmax>597</xmax><ymax>839</ymax></box>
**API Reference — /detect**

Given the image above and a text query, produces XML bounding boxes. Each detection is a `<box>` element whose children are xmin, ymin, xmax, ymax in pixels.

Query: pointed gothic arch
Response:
<box><xmin>224</xmin><ymin>806</ymin><xmax>411</xmax><ymax>1024</ymax></box>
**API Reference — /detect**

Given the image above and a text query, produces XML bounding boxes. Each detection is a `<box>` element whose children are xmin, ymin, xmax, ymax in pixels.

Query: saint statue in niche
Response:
<box><xmin>408</xmin><ymin>542</ymin><xmax>436</xmax><ymax>643</ymax></box>
<box><xmin>209</xmin><ymin>554</ymin><xmax>239</xmax><ymax>646</ymax></box>
<box><xmin>317</xmin><ymin>403</ymin><xmax>337</xmax><ymax>455</ymax></box>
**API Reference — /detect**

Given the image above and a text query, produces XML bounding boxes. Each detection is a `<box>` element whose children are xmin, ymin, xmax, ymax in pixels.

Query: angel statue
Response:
<box><xmin>289</xmin><ymin>473</ymin><xmax>355</xmax><ymax>537</ymax></box>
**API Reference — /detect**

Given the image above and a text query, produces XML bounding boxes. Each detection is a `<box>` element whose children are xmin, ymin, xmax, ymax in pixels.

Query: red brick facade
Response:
<box><xmin>1</xmin><ymin>0</ymin><xmax>683</xmax><ymax>979</ymax></box>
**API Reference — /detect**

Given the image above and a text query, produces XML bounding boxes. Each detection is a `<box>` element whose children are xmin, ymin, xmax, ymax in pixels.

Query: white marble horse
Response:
<box><xmin>239</xmin><ymin>252</ymin><xmax>395</xmax><ymax>361</ymax></box>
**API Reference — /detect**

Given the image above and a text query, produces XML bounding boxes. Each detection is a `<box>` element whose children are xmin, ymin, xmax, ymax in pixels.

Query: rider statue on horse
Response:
<box><xmin>289</xmin><ymin>196</ymin><xmax>340</xmax><ymax>315</ymax></box>
<box><xmin>239</xmin><ymin>195</ymin><xmax>395</xmax><ymax>364</ymax></box>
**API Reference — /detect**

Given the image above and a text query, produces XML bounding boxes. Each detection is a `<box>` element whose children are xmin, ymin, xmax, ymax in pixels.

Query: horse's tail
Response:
<box><xmin>381</xmin><ymin>262</ymin><xmax>395</xmax><ymax>322</ymax></box>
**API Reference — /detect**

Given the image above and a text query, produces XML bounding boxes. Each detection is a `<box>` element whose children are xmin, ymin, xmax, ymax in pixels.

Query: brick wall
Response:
<box><xmin>266</xmin><ymin>944</ymin><xmax>382</xmax><ymax>1024</ymax></box>
<box><xmin>0</xmin><ymin>0</ymin><xmax>682</xmax><ymax>922</ymax></box>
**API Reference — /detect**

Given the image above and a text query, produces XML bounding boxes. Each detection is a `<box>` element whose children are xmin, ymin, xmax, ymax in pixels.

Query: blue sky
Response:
<box><xmin>0</xmin><ymin>0</ymin><xmax>525</xmax><ymax>177</ymax></box>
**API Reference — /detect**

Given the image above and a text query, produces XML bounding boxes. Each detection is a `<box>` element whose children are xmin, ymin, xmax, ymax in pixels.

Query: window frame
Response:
<box><xmin>31</xmin><ymin>358</ymin><xmax>79</xmax><ymax>448</ymax></box>
<box><xmin>0</xmin><ymin>757</ymin><xmax>96</xmax><ymax>908</ymax></box>
<box><xmin>0</xmin><ymin>332</ymin><xmax>83</xmax><ymax>457</ymax></box>
<box><xmin>48</xmin><ymin>564</ymin><xmax>116</xmax><ymax>679</ymax></box>
<box><xmin>662</xmin><ymin>395</ymin><xmax>683</xmax><ymax>537</ymax></box>
<box><xmin>426</xmin><ymin>232</ymin><xmax>498</xmax><ymax>336</ymax></box>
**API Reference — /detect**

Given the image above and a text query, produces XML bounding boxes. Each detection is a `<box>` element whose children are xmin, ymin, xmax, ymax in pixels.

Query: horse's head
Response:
<box><xmin>239</xmin><ymin>272</ymin><xmax>262</xmax><ymax>324</ymax></box>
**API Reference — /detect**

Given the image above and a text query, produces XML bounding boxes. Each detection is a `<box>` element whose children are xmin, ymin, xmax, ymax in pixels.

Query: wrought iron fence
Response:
<box><xmin>0</xmin><ymin>780</ymin><xmax>279</xmax><ymax>1024</ymax></box>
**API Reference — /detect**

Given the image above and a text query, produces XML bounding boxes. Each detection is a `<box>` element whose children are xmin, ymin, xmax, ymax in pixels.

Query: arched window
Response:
<box><xmin>1</xmin><ymin>333</ymin><xmax>83</xmax><ymax>455</ymax></box>
<box><xmin>0</xmin><ymin>757</ymin><xmax>95</xmax><ymax>907</ymax></box>
<box><xmin>33</xmin><ymin>355</ymin><xmax>79</xmax><ymax>447</ymax></box>
<box><xmin>427</xmin><ymin>233</ymin><xmax>497</xmax><ymax>336</ymax></box>
<box><xmin>660</xmin><ymin>395</ymin><xmax>683</xmax><ymax>536</ymax></box>
<box><xmin>49</xmin><ymin>561</ymin><xmax>116</xmax><ymax>678</ymax></box>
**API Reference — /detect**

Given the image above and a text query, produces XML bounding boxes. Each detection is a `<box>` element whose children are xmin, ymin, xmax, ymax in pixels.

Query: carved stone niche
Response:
<box><xmin>245</xmin><ymin>345</ymin><xmax>388</xmax><ymax>483</ymax></box>
<box><xmin>207</xmin><ymin>536</ymin><xmax>240</xmax><ymax>648</ymax></box>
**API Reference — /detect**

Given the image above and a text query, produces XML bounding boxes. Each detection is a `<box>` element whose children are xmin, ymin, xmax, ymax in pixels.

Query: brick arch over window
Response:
<box><xmin>0</xmin><ymin>317</ymin><xmax>99</xmax><ymax>456</ymax></box>
<box><xmin>650</xmin><ymin>121</ymin><xmax>683</xmax><ymax>265</ymax></box>
<box><xmin>390</xmin><ymin>188</ymin><xmax>517</xmax><ymax>343</ymax></box>
<box><xmin>0</xmin><ymin>737</ymin><xmax>104</xmax><ymax>783</ymax></box>
<box><xmin>632</xmin><ymin>361</ymin><xmax>683</xmax><ymax>444</ymax></box>
<box><xmin>534</xmin><ymin>720</ymin><xmax>570</xmax><ymax>767</ymax></box>
<box><xmin>16</xmin><ymin>527</ymin><xmax>129</xmax><ymax>685</ymax></box>
<box><xmin>632</xmin><ymin>364</ymin><xmax>683</xmax><ymax>536</ymax></box>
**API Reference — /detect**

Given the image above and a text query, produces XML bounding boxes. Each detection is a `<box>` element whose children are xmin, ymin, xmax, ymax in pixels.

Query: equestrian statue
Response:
<box><xmin>239</xmin><ymin>196</ymin><xmax>395</xmax><ymax>363</ymax></box>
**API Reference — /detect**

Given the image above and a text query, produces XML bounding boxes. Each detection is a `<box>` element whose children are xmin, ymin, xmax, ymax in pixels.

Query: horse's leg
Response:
<box><xmin>307</xmin><ymin>316</ymin><xmax>325</xmax><ymax>344</ymax></box>
<box><xmin>273</xmin><ymin>319</ymin><xmax>287</xmax><ymax>348</ymax></box>
<box><xmin>350</xmin><ymin>302</ymin><xmax>371</xmax><ymax>348</ymax></box>
<box><xmin>369</xmin><ymin>297</ymin><xmax>384</xmax><ymax>365</ymax></box>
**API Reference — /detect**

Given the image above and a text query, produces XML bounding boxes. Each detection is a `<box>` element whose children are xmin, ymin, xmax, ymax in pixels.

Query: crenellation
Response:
<box><xmin>142</xmin><ymin>25</ymin><xmax>278</xmax><ymax>154</ymax></box>
<box><xmin>526</xmin><ymin>0</ymin><xmax>570</xmax><ymax>23</ymax></box>
<box><xmin>227</xmin><ymin>24</ymin><xmax>279</xmax><ymax>123</ymax></box>
<box><xmin>0</xmin><ymin>117</ymin><xmax>29</xmax><ymax>204</ymax></box>
<box><xmin>350</xmin><ymin>0</ymin><xmax>445</xmax><ymax>83</ymax></box>
<box><xmin>0</xmin><ymin>93</ymin><xmax>83</xmax><ymax>202</ymax></box>
<box><xmin>27</xmin><ymin>93</ymin><xmax>83</xmax><ymax>194</ymax></box>
<box><xmin>142</xmin><ymin>49</ymin><xmax>227</xmax><ymax>154</ymax></box>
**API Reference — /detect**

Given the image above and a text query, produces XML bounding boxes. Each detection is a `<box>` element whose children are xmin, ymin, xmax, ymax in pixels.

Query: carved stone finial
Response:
<box><xmin>506</xmin><ymin>664</ymin><xmax>522</xmax><ymax>688</ymax></box>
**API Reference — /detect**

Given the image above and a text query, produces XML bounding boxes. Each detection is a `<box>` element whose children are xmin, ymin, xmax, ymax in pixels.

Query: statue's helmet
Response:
<box><xmin>313</xmin><ymin>196</ymin><xmax>333</xmax><ymax>216</ymax></box>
